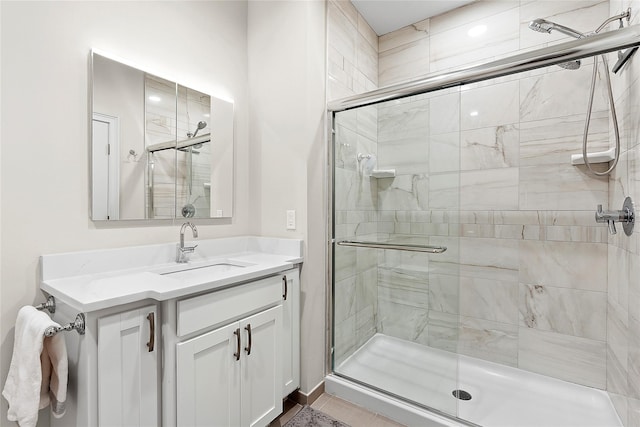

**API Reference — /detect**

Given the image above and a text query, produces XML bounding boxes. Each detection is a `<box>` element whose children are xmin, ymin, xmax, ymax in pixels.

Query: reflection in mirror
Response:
<box><xmin>145</xmin><ymin>74</ymin><xmax>178</xmax><ymax>219</ymax></box>
<box><xmin>90</xmin><ymin>51</ymin><xmax>234</xmax><ymax>220</ymax></box>
<box><xmin>92</xmin><ymin>54</ymin><xmax>151</xmax><ymax>220</ymax></box>
<box><xmin>175</xmin><ymin>86</ymin><xmax>211</xmax><ymax>219</ymax></box>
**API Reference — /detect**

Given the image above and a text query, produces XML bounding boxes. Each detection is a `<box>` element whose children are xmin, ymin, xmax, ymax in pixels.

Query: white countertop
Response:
<box><xmin>40</xmin><ymin>237</ymin><xmax>303</xmax><ymax>312</ymax></box>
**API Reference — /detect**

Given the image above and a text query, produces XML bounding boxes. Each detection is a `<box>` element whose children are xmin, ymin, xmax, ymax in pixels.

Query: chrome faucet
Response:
<box><xmin>177</xmin><ymin>222</ymin><xmax>198</xmax><ymax>263</ymax></box>
<box><xmin>595</xmin><ymin>197</ymin><xmax>635</xmax><ymax>236</ymax></box>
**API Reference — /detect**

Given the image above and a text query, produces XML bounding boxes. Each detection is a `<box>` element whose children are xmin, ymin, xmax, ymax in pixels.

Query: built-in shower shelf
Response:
<box><xmin>570</xmin><ymin>147</ymin><xmax>616</xmax><ymax>165</ymax></box>
<box><xmin>203</xmin><ymin>182</ymin><xmax>211</xmax><ymax>189</ymax></box>
<box><xmin>370</xmin><ymin>169</ymin><xmax>396</xmax><ymax>178</ymax></box>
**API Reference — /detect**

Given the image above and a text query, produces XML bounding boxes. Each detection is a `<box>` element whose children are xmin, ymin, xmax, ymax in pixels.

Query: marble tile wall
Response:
<box><xmin>329</xmin><ymin>0</ymin><xmax>380</xmax><ymax>366</ymax></box>
<box><xmin>372</xmin><ymin>0</ymin><xmax>615</xmax><ymax>390</ymax></box>
<box><xmin>606</xmin><ymin>1</ymin><xmax>640</xmax><ymax>425</ymax></box>
<box><xmin>331</xmin><ymin>0</ymin><xmax>640</xmax><ymax>410</ymax></box>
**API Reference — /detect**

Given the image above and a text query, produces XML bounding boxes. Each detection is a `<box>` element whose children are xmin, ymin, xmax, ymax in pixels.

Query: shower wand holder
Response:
<box><xmin>595</xmin><ymin>196</ymin><xmax>634</xmax><ymax>236</ymax></box>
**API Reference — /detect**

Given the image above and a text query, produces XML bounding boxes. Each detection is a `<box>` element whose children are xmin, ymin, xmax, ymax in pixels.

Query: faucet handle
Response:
<box><xmin>608</xmin><ymin>220</ymin><xmax>617</xmax><ymax>235</ymax></box>
<box><xmin>181</xmin><ymin>244</ymin><xmax>198</xmax><ymax>253</ymax></box>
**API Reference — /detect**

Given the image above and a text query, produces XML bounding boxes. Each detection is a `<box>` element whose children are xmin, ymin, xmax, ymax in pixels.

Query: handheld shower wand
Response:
<box><xmin>527</xmin><ymin>9</ymin><xmax>632</xmax><ymax>176</ymax></box>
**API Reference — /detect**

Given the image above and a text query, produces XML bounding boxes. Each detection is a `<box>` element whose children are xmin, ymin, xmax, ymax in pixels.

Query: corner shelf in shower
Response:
<box><xmin>570</xmin><ymin>147</ymin><xmax>615</xmax><ymax>165</ymax></box>
<box><xmin>370</xmin><ymin>169</ymin><xmax>396</xmax><ymax>178</ymax></box>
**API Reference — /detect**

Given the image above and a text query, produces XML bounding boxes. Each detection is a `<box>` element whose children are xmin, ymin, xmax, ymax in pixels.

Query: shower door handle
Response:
<box><xmin>337</xmin><ymin>240</ymin><xmax>447</xmax><ymax>254</ymax></box>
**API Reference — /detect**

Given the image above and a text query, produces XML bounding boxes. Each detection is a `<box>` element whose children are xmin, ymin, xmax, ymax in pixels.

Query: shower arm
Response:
<box><xmin>593</xmin><ymin>9</ymin><xmax>630</xmax><ymax>35</ymax></box>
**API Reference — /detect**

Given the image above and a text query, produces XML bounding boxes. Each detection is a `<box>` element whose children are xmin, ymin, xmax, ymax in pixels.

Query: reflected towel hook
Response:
<box><xmin>127</xmin><ymin>149</ymin><xmax>139</xmax><ymax>162</ymax></box>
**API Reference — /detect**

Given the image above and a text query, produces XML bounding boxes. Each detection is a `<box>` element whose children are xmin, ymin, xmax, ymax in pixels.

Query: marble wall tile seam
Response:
<box><xmin>607</xmin><ymin>342</ymin><xmax>631</xmax><ymax>396</ymax></box>
<box><xmin>517</xmin><ymin>276</ymin><xmax>608</xmax><ymax>293</ymax></box>
<box><xmin>370</xmin><ymin>211</ymin><xmax>604</xmax><ymax>241</ymax></box>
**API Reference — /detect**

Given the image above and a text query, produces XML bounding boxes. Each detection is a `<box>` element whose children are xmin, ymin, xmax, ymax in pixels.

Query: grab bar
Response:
<box><xmin>35</xmin><ymin>296</ymin><xmax>86</xmax><ymax>337</ymax></box>
<box><xmin>336</xmin><ymin>240</ymin><xmax>447</xmax><ymax>253</ymax></box>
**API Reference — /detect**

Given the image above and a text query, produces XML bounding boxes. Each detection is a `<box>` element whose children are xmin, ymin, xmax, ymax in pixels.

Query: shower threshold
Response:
<box><xmin>330</xmin><ymin>334</ymin><xmax>621</xmax><ymax>427</ymax></box>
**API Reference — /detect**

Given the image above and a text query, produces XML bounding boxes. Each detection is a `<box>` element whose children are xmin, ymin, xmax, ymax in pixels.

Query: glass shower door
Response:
<box><xmin>331</xmin><ymin>88</ymin><xmax>461</xmax><ymax>418</ymax></box>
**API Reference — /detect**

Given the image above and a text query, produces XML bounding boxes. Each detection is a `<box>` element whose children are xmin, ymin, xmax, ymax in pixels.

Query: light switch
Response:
<box><xmin>286</xmin><ymin>210</ymin><xmax>296</xmax><ymax>230</ymax></box>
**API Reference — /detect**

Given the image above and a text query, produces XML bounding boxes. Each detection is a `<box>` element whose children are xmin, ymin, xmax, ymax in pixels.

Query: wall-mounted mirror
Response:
<box><xmin>91</xmin><ymin>51</ymin><xmax>234</xmax><ymax>221</ymax></box>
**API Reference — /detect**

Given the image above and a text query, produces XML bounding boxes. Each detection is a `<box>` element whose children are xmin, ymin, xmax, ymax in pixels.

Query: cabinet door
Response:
<box><xmin>282</xmin><ymin>270</ymin><xmax>300</xmax><ymax>396</ymax></box>
<box><xmin>240</xmin><ymin>306</ymin><xmax>283</xmax><ymax>427</ymax></box>
<box><xmin>98</xmin><ymin>305</ymin><xmax>158</xmax><ymax>427</ymax></box>
<box><xmin>176</xmin><ymin>322</ymin><xmax>241</xmax><ymax>427</ymax></box>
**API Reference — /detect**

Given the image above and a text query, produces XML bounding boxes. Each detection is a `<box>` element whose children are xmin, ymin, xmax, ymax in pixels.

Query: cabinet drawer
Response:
<box><xmin>177</xmin><ymin>274</ymin><xmax>283</xmax><ymax>337</ymax></box>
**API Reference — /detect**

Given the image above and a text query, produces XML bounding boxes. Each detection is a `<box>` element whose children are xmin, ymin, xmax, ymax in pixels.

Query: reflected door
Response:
<box><xmin>92</xmin><ymin>113</ymin><xmax>120</xmax><ymax>220</ymax></box>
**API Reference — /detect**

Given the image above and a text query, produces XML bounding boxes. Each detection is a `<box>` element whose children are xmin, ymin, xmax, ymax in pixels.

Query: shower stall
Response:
<box><xmin>327</xmin><ymin>13</ymin><xmax>640</xmax><ymax>427</ymax></box>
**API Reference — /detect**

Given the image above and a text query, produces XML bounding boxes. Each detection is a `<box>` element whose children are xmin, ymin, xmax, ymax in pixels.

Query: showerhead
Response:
<box><xmin>528</xmin><ymin>18</ymin><xmax>585</xmax><ymax>39</ymax></box>
<box><xmin>557</xmin><ymin>60</ymin><xmax>581</xmax><ymax>70</ymax></box>
<box><xmin>190</xmin><ymin>121</ymin><xmax>207</xmax><ymax>138</ymax></box>
<box><xmin>529</xmin><ymin>18</ymin><xmax>554</xmax><ymax>34</ymax></box>
<box><xmin>529</xmin><ymin>18</ymin><xmax>585</xmax><ymax>70</ymax></box>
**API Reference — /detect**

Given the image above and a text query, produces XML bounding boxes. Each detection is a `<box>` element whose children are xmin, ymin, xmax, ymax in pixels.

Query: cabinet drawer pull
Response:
<box><xmin>233</xmin><ymin>328</ymin><xmax>241</xmax><ymax>361</ymax></box>
<box><xmin>283</xmin><ymin>275</ymin><xmax>288</xmax><ymax>300</ymax></box>
<box><xmin>244</xmin><ymin>324</ymin><xmax>252</xmax><ymax>355</ymax></box>
<box><xmin>146</xmin><ymin>312</ymin><xmax>155</xmax><ymax>352</ymax></box>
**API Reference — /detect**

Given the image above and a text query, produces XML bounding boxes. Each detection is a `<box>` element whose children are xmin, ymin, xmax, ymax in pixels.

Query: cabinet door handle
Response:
<box><xmin>146</xmin><ymin>312</ymin><xmax>155</xmax><ymax>352</ymax></box>
<box><xmin>244</xmin><ymin>324</ymin><xmax>252</xmax><ymax>355</ymax></box>
<box><xmin>283</xmin><ymin>275</ymin><xmax>288</xmax><ymax>300</ymax></box>
<box><xmin>233</xmin><ymin>328</ymin><xmax>241</xmax><ymax>361</ymax></box>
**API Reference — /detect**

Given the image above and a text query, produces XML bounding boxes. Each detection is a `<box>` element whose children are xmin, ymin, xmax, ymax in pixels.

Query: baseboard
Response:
<box><xmin>290</xmin><ymin>381</ymin><xmax>325</xmax><ymax>405</ymax></box>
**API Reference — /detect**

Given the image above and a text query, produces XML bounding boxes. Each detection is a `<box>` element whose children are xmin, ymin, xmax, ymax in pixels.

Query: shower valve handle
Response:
<box><xmin>596</xmin><ymin>204</ymin><xmax>617</xmax><ymax>234</ymax></box>
<box><xmin>595</xmin><ymin>197</ymin><xmax>635</xmax><ymax>236</ymax></box>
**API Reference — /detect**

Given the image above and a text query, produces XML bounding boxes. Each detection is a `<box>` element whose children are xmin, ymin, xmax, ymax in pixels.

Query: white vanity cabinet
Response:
<box><xmin>282</xmin><ymin>269</ymin><xmax>300</xmax><ymax>395</ymax></box>
<box><xmin>176</xmin><ymin>305</ymin><xmax>282</xmax><ymax>427</ymax></box>
<box><xmin>98</xmin><ymin>305</ymin><xmax>160</xmax><ymax>426</ymax></box>
<box><xmin>50</xmin><ymin>300</ymin><xmax>161</xmax><ymax>427</ymax></box>
<box><xmin>41</xmin><ymin>237</ymin><xmax>303</xmax><ymax>427</ymax></box>
<box><xmin>166</xmin><ymin>268</ymin><xmax>300</xmax><ymax>427</ymax></box>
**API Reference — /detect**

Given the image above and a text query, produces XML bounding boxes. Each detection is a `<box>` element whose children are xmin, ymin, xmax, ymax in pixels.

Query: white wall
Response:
<box><xmin>0</xmin><ymin>1</ymin><xmax>250</xmax><ymax>424</ymax></box>
<box><xmin>247</xmin><ymin>0</ymin><xmax>327</xmax><ymax>395</ymax></box>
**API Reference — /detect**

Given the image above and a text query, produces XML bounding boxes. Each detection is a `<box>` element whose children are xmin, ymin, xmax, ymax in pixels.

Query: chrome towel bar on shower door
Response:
<box><xmin>336</xmin><ymin>240</ymin><xmax>447</xmax><ymax>253</ymax></box>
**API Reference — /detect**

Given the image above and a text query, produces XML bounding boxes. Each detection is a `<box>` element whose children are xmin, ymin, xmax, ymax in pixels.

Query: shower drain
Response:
<box><xmin>452</xmin><ymin>389</ymin><xmax>472</xmax><ymax>401</ymax></box>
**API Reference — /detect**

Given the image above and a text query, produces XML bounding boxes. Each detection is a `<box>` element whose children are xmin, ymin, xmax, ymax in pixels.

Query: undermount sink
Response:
<box><xmin>155</xmin><ymin>259</ymin><xmax>255</xmax><ymax>277</ymax></box>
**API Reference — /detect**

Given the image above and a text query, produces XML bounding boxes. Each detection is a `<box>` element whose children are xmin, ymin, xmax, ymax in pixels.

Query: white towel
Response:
<box><xmin>2</xmin><ymin>306</ymin><xmax>68</xmax><ymax>427</ymax></box>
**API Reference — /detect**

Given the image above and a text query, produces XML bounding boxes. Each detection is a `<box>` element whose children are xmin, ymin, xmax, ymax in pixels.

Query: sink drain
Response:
<box><xmin>452</xmin><ymin>389</ymin><xmax>472</xmax><ymax>401</ymax></box>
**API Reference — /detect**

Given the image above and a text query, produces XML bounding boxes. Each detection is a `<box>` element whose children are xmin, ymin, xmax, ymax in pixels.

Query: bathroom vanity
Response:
<box><xmin>39</xmin><ymin>236</ymin><xmax>302</xmax><ymax>427</ymax></box>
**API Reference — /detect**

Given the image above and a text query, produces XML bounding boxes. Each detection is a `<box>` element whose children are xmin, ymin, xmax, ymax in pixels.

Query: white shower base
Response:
<box><xmin>328</xmin><ymin>334</ymin><xmax>621</xmax><ymax>427</ymax></box>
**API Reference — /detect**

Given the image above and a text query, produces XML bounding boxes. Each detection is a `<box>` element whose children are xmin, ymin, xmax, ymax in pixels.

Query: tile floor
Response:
<box><xmin>270</xmin><ymin>393</ymin><xmax>406</xmax><ymax>427</ymax></box>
